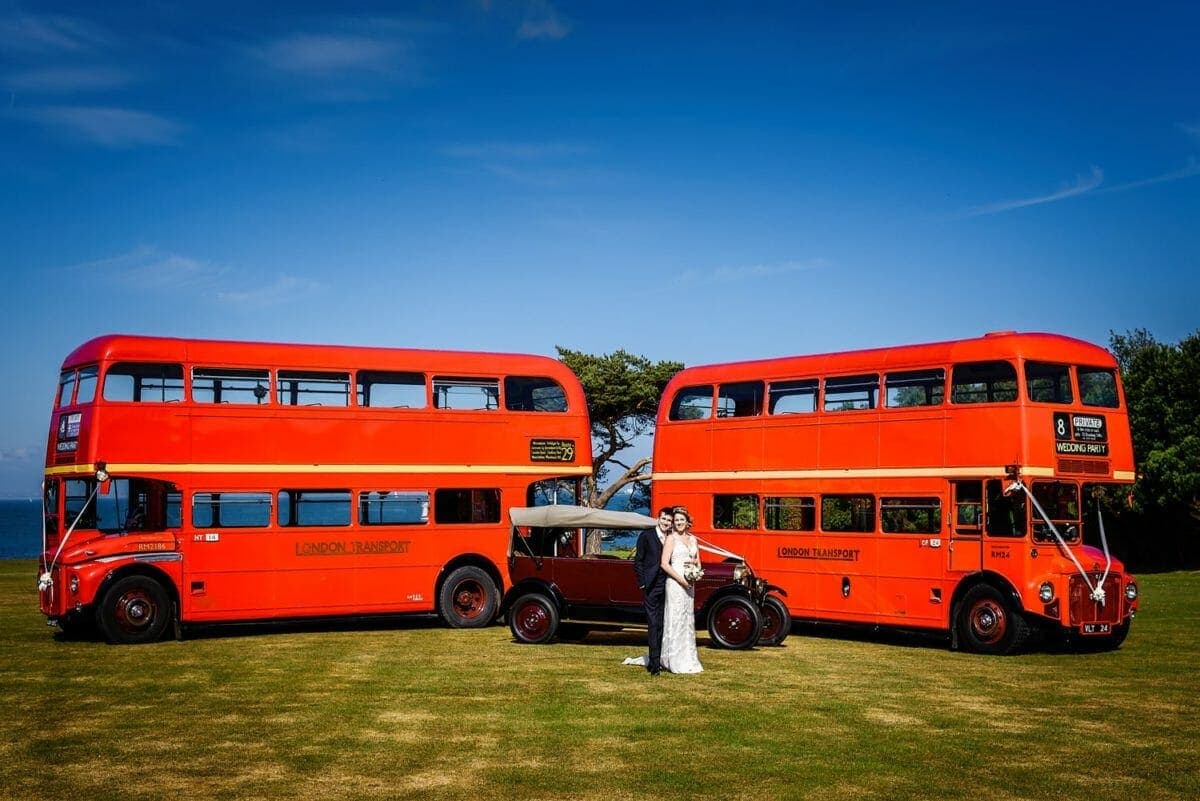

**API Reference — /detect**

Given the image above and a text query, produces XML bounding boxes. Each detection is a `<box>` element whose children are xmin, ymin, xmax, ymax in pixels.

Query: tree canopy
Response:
<box><xmin>556</xmin><ymin>347</ymin><xmax>682</xmax><ymax>509</ymax></box>
<box><xmin>1106</xmin><ymin>328</ymin><xmax>1200</xmax><ymax>568</ymax></box>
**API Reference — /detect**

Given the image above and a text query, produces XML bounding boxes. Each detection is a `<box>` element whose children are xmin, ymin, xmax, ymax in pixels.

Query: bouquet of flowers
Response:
<box><xmin>683</xmin><ymin>562</ymin><xmax>705</xmax><ymax>583</ymax></box>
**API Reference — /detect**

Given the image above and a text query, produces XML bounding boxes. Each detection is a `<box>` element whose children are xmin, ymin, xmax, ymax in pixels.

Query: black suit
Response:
<box><xmin>634</xmin><ymin>527</ymin><xmax>667</xmax><ymax>673</ymax></box>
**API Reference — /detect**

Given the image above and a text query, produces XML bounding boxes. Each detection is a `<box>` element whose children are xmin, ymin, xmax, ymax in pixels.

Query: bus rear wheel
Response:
<box><xmin>707</xmin><ymin>594</ymin><xmax>763</xmax><ymax>650</ymax></box>
<box><xmin>757</xmin><ymin>594</ymin><xmax>791</xmax><ymax>647</ymax></box>
<box><xmin>96</xmin><ymin>575</ymin><xmax>171</xmax><ymax>645</ymax></box>
<box><xmin>956</xmin><ymin>584</ymin><xmax>1029</xmax><ymax>655</ymax></box>
<box><xmin>438</xmin><ymin>566</ymin><xmax>498</xmax><ymax>628</ymax></box>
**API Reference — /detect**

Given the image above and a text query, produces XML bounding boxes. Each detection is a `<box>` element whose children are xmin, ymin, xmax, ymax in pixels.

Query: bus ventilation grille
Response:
<box><xmin>1056</xmin><ymin>458</ymin><xmax>1110</xmax><ymax>476</ymax></box>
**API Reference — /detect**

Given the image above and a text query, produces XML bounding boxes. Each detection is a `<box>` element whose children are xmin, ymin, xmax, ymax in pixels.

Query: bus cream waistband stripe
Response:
<box><xmin>651</xmin><ymin>466</ymin><xmax>1059</xmax><ymax>481</ymax></box>
<box><xmin>46</xmin><ymin>463</ymin><xmax>593</xmax><ymax>477</ymax></box>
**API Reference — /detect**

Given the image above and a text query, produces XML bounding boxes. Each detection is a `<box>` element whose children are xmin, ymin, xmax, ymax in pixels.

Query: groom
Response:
<box><xmin>634</xmin><ymin>507</ymin><xmax>674</xmax><ymax>675</ymax></box>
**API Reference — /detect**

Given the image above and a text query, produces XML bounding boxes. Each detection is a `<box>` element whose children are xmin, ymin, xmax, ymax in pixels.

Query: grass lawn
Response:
<box><xmin>2</xmin><ymin>559</ymin><xmax>1197</xmax><ymax>800</ymax></box>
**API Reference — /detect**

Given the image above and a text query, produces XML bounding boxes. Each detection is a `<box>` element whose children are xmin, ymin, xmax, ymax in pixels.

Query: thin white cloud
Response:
<box><xmin>252</xmin><ymin>33</ymin><xmax>407</xmax><ymax>76</ymax></box>
<box><xmin>4</xmin><ymin>66</ymin><xmax>134</xmax><ymax>93</ymax></box>
<box><xmin>0</xmin><ymin>14</ymin><xmax>112</xmax><ymax>54</ymax></box>
<box><xmin>1095</xmin><ymin>158</ymin><xmax>1200</xmax><ymax>195</ymax></box>
<box><xmin>442</xmin><ymin>142</ymin><xmax>591</xmax><ymax>160</ymax></box>
<box><xmin>63</xmin><ymin>245</ymin><xmax>229</xmax><ymax>292</ymax></box>
<box><xmin>677</xmin><ymin>260</ymin><xmax>827</xmax><ymax>287</ymax></box>
<box><xmin>517</xmin><ymin>2</ymin><xmax>571</xmax><ymax>41</ymax></box>
<box><xmin>1180</xmin><ymin>122</ymin><xmax>1200</xmax><ymax>141</ymax></box>
<box><xmin>24</xmin><ymin>105</ymin><xmax>182</xmax><ymax>147</ymax></box>
<box><xmin>61</xmin><ymin>247</ymin><xmax>319</xmax><ymax>309</ymax></box>
<box><xmin>0</xmin><ymin>448</ymin><xmax>33</xmax><ymax>464</ymax></box>
<box><xmin>216</xmin><ymin>275</ymin><xmax>323</xmax><ymax>308</ymax></box>
<box><xmin>957</xmin><ymin>166</ymin><xmax>1104</xmax><ymax>218</ymax></box>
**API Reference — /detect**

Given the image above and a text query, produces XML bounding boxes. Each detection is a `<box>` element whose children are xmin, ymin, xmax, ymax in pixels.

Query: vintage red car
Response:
<box><xmin>502</xmin><ymin>505</ymin><xmax>789</xmax><ymax>649</ymax></box>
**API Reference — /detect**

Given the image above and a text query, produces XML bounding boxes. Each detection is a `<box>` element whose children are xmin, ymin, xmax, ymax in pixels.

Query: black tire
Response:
<box><xmin>955</xmin><ymin>584</ymin><xmax>1029</xmax><ymax>655</ymax></box>
<box><xmin>438</xmin><ymin>566</ymin><xmax>499</xmax><ymax>628</ymax></box>
<box><xmin>757</xmin><ymin>594</ymin><xmax>791</xmax><ymax>647</ymax></box>
<box><xmin>508</xmin><ymin>593</ymin><xmax>560</xmax><ymax>644</ymax></box>
<box><xmin>95</xmin><ymin>575</ymin><xmax>171</xmax><ymax>645</ymax></box>
<box><xmin>706</xmin><ymin>594</ymin><xmax>763</xmax><ymax>650</ymax></box>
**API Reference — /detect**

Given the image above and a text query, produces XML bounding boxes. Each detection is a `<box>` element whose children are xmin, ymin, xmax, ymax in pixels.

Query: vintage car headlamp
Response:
<box><xmin>732</xmin><ymin>563</ymin><xmax>749</xmax><ymax>582</ymax></box>
<box><xmin>1125</xmin><ymin>581</ymin><xmax>1138</xmax><ymax>602</ymax></box>
<box><xmin>1038</xmin><ymin>581</ymin><xmax>1054</xmax><ymax>603</ymax></box>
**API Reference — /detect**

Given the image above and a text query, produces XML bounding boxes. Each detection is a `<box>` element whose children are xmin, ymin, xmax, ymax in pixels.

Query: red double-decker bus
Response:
<box><xmin>651</xmin><ymin>331</ymin><xmax>1140</xmax><ymax>654</ymax></box>
<box><xmin>38</xmin><ymin>335</ymin><xmax>591</xmax><ymax>643</ymax></box>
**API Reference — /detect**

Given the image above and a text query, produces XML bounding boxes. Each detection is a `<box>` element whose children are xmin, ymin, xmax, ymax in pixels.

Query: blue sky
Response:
<box><xmin>1</xmin><ymin>1</ymin><xmax>1197</xmax><ymax>497</ymax></box>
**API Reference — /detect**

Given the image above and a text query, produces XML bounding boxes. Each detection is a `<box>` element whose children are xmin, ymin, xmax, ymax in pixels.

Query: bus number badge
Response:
<box><xmin>1054</xmin><ymin>412</ymin><xmax>1109</xmax><ymax>456</ymax></box>
<box><xmin>530</xmin><ymin>438</ymin><xmax>576</xmax><ymax>462</ymax></box>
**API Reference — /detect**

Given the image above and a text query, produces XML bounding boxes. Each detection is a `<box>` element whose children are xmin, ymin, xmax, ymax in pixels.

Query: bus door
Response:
<box><xmin>874</xmin><ymin>496</ymin><xmax>947</xmax><ymax>626</ymax></box>
<box><xmin>182</xmin><ymin>491</ymin><xmax>277</xmax><ymax>620</ymax></box>
<box><xmin>948</xmin><ymin>480</ymin><xmax>983</xmax><ymax>573</ymax></box>
<box><xmin>982</xmin><ymin>479</ymin><xmax>1029</xmax><ymax>587</ymax></box>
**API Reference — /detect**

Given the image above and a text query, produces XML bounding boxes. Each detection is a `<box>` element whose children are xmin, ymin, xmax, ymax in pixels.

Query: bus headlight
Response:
<box><xmin>69</xmin><ymin>575</ymin><xmax>80</xmax><ymax>595</ymax></box>
<box><xmin>1038</xmin><ymin>582</ymin><xmax>1054</xmax><ymax>603</ymax></box>
<box><xmin>1125</xmin><ymin>582</ymin><xmax>1138</xmax><ymax>602</ymax></box>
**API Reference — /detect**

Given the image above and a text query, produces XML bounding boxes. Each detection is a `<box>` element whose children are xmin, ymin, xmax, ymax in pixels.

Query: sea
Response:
<box><xmin>1</xmin><ymin>499</ymin><xmax>44</xmax><ymax>559</ymax></box>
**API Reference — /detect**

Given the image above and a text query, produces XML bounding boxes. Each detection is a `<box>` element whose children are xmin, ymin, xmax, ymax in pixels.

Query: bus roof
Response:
<box><xmin>61</xmin><ymin>334</ymin><xmax>574</xmax><ymax>377</ymax></box>
<box><xmin>666</xmin><ymin>331</ymin><xmax>1117</xmax><ymax>384</ymax></box>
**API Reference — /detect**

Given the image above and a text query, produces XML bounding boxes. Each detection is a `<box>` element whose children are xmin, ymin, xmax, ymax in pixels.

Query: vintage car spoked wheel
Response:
<box><xmin>438</xmin><ymin>566</ymin><xmax>498</xmax><ymax>628</ymax></box>
<box><xmin>757</xmin><ymin>594</ymin><xmax>791</xmax><ymax>647</ymax></box>
<box><xmin>706</xmin><ymin>595</ymin><xmax>763</xmax><ymax>650</ymax></box>
<box><xmin>956</xmin><ymin>584</ymin><xmax>1028</xmax><ymax>655</ymax></box>
<box><xmin>96</xmin><ymin>575</ymin><xmax>171</xmax><ymax>645</ymax></box>
<box><xmin>508</xmin><ymin>593</ymin><xmax>560</xmax><ymax>644</ymax></box>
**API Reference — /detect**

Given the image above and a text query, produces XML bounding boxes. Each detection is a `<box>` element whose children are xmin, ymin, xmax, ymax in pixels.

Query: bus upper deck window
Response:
<box><xmin>823</xmin><ymin>375</ymin><xmax>878</xmax><ymax>412</ymax></box>
<box><xmin>194</xmin><ymin>368</ymin><xmax>272</xmax><ymax>405</ymax></box>
<box><xmin>504</xmin><ymin>376</ymin><xmax>567</xmax><ymax>412</ymax></box>
<box><xmin>1026</xmin><ymin>362</ymin><xmax>1073</xmax><ymax>404</ymax></box>
<box><xmin>74</xmin><ymin>366</ymin><xmax>98</xmax><ymax>404</ymax></box>
<box><xmin>433</xmin><ymin>377</ymin><xmax>500</xmax><ymax>410</ymax></box>
<box><xmin>57</xmin><ymin>370</ymin><xmax>77</xmax><ymax>408</ymax></box>
<box><xmin>885</xmin><ymin>369</ymin><xmax>945</xmax><ymax>407</ymax></box>
<box><xmin>1078</xmin><ymin>367</ymin><xmax>1119</xmax><ymax>408</ymax></box>
<box><xmin>768</xmin><ymin>379</ymin><xmax>818</xmax><ymax>414</ymax></box>
<box><xmin>951</xmin><ymin>361</ymin><xmax>1017</xmax><ymax>404</ymax></box>
<box><xmin>103</xmin><ymin>363</ymin><xmax>183</xmax><ymax>403</ymax></box>
<box><xmin>277</xmin><ymin>371</ymin><xmax>350</xmax><ymax>407</ymax></box>
<box><xmin>669</xmin><ymin>385</ymin><xmax>713</xmax><ymax>420</ymax></box>
<box><xmin>716</xmin><ymin>382</ymin><xmax>763</xmax><ymax>418</ymax></box>
<box><xmin>358</xmin><ymin>371</ymin><xmax>427</xmax><ymax>409</ymax></box>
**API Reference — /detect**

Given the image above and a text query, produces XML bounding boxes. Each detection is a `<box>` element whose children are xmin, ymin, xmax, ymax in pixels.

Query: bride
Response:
<box><xmin>659</xmin><ymin>506</ymin><xmax>703</xmax><ymax>674</ymax></box>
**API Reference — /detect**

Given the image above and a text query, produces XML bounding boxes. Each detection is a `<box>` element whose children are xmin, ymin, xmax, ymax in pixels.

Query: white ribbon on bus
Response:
<box><xmin>1005</xmin><ymin>478</ymin><xmax>1112</xmax><ymax>605</ymax></box>
<box><xmin>695</xmin><ymin>537</ymin><xmax>745</xmax><ymax>562</ymax></box>
<box><xmin>37</xmin><ymin>479</ymin><xmax>101</xmax><ymax>596</ymax></box>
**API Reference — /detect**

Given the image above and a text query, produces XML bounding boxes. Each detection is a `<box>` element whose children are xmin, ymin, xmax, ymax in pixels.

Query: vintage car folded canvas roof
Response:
<box><xmin>508</xmin><ymin>505</ymin><xmax>657</xmax><ymax>530</ymax></box>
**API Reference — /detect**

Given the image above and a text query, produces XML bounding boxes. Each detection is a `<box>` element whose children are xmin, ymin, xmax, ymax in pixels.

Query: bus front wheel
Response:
<box><xmin>956</xmin><ymin>584</ymin><xmax>1029</xmax><ymax>655</ymax></box>
<box><xmin>96</xmin><ymin>575</ymin><xmax>171</xmax><ymax>645</ymax></box>
<box><xmin>438</xmin><ymin>566</ymin><xmax>498</xmax><ymax>628</ymax></box>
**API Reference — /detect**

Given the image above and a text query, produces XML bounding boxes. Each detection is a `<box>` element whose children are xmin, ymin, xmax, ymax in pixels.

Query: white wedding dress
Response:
<box><xmin>661</xmin><ymin>536</ymin><xmax>703</xmax><ymax>674</ymax></box>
